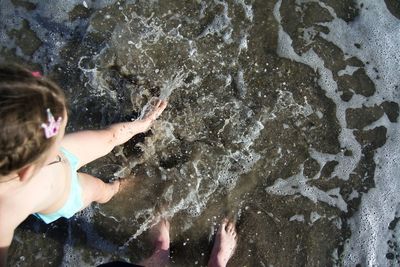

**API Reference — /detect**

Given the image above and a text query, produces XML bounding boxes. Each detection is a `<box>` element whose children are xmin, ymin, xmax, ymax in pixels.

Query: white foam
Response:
<box><xmin>234</xmin><ymin>0</ymin><xmax>254</xmax><ymax>22</ymax></box>
<box><xmin>263</xmin><ymin>90</ymin><xmax>314</xmax><ymax>122</ymax></box>
<box><xmin>235</xmin><ymin>68</ymin><xmax>247</xmax><ymax>98</ymax></box>
<box><xmin>337</xmin><ymin>66</ymin><xmax>360</xmax><ymax>77</ymax></box>
<box><xmin>344</xmin><ymin>124</ymin><xmax>400</xmax><ymax>265</ymax></box>
<box><xmin>275</xmin><ymin>0</ymin><xmax>400</xmax><ymax>264</ymax></box>
<box><xmin>197</xmin><ymin>1</ymin><xmax>233</xmax><ymax>44</ymax></box>
<box><xmin>188</xmin><ymin>40</ymin><xmax>198</xmax><ymax>58</ymax></box>
<box><xmin>289</xmin><ymin>214</ymin><xmax>305</xmax><ymax>222</ymax></box>
<box><xmin>265</xmin><ymin>168</ymin><xmax>348</xmax><ymax>212</ymax></box>
<box><xmin>310</xmin><ymin>211</ymin><xmax>322</xmax><ymax>224</ymax></box>
<box><xmin>301</xmin><ymin>26</ymin><xmax>318</xmax><ymax>46</ymax></box>
<box><xmin>311</xmin><ymin>1</ymin><xmax>400</xmax><ymax>265</ymax></box>
<box><xmin>332</xmin><ymin>217</ymin><xmax>342</xmax><ymax>230</ymax></box>
<box><xmin>274</xmin><ymin>0</ymin><xmax>361</xmax><ymax>181</ymax></box>
<box><xmin>320</xmin><ymin>1</ymin><xmax>400</xmax><ymax>101</ymax></box>
<box><xmin>224</xmin><ymin>74</ymin><xmax>233</xmax><ymax>87</ymax></box>
<box><xmin>238</xmin><ymin>31</ymin><xmax>249</xmax><ymax>54</ymax></box>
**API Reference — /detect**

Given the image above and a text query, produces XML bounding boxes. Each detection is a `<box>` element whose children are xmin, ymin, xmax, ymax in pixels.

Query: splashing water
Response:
<box><xmin>138</xmin><ymin>70</ymin><xmax>187</xmax><ymax>120</ymax></box>
<box><xmin>1</xmin><ymin>0</ymin><xmax>400</xmax><ymax>266</ymax></box>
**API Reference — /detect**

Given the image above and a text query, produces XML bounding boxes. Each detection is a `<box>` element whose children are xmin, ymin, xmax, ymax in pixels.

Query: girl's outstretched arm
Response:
<box><xmin>61</xmin><ymin>99</ymin><xmax>167</xmax><ymax>168</ymax></box>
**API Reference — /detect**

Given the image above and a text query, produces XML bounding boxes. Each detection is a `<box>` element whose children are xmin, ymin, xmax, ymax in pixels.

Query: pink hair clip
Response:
<box><xmin>41</xmin><ymin>109</ymin><xmax>62</xmax><ymax>139</ymax></box>
<box><xmin>31</xmin><ymin>71</ymin><xmax>42</xmax><ymax>78</ymax></box>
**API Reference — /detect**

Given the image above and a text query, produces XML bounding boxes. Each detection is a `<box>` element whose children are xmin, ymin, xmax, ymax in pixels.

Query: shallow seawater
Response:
<box><xmin>1</xmin><ymin>0</ymin><xmax>400</xmax><ymax>266</ymax></box>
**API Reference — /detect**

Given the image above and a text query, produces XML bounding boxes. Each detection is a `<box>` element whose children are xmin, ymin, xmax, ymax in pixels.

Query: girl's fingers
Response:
<box><xmin>160</xmin><ymin>103</ymin><xmax>167</xmax><ymax>112</ymax></box>
<box><xmin>146</xmin><ymin>99</ymin><xmax>168</xmax><ymax>121</ymax></box>
<box><xmin>156</xmin><ymin>100</ymin><xmax>168</xmax><ymax>113</ymax></box>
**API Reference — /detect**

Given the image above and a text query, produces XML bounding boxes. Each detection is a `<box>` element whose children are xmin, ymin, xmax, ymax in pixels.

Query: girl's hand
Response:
<box><xmin>142</xmin><ymin>98</ymin><xmax>168</xmax><ymax>127</ymax></box>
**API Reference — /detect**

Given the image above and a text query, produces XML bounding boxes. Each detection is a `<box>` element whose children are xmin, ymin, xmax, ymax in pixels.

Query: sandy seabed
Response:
<box><xmin>1</xmin><ymin>0</ymin><xmax>399</xmax><ymax>266</ymax></box>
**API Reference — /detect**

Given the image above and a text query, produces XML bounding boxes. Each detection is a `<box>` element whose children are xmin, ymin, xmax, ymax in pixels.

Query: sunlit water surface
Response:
<box><xmin>1</xmin><ymin>0</ymin><xmax>400</xmax><ymax>266</ymax></box>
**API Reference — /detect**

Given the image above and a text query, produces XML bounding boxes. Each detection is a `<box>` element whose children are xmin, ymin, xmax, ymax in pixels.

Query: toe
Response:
<box><xmin>226</xmin><ymin>222</ymin><xmax>235</xmax><ymax>232</ymax></box>
<box><xmin>221</xmin><ymin>218</ymin><xmax>229</xmax><ymax>228</ymax></box>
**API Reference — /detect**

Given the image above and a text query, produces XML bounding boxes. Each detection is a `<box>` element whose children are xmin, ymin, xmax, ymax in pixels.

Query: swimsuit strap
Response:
<box><xmin>0</xmin><ymin>155</ymin><xmax>62</xmax><ymax>183</ymax></box>
<box><xmin>47</xmin><ymin>155</ymin><xmax>62</xmax><ymax>166</ymax></box>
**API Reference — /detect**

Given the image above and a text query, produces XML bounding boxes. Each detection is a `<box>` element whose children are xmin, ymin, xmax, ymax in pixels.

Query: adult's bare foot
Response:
<box><xmin>150</xmin><ymin>218</ymin><xmax>170</xmax><ymax>251</ymax></box>
<box><xmin>138</xmin><ymin>218</ymin><xmax>170</xmax><ymax>267</ymax></box>
<box><xmin>208</xmin><ymin>218</ymin><xmax>238</xmax><ymax>267</ymax></box>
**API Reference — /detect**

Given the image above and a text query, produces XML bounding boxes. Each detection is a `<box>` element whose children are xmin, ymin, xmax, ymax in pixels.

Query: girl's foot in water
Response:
<box><xmin>208</xmin><ymin>218</ymin><xmax>238</xmax><ymax>267</ymax></box>
<box><xmin>100</xmin><ymin>179</ymin><xmax>121</xmax><ymax>203</ymax></box>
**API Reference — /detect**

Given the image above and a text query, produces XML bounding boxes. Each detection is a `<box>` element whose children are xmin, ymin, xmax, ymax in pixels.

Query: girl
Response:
<box><xmin>0</xmin><ymin>64</ymin><xmax>167</xmax><ymax>266</ymax></box>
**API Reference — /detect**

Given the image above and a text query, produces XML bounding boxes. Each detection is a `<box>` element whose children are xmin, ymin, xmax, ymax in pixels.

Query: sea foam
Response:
<box><xmin>273</xmin><ymin>0</ymin><xmax>400</xmax><ymax>265</ymax></box>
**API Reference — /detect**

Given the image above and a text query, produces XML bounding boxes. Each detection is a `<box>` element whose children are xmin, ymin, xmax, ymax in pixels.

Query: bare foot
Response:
<box><xmin>109</xmin><ymin>179</ymin><xmax>121</xmax><ymax>195</ymax></box>
<box><xmin>150</xmin><ymin>218</ymin><xmax>170</xmax><ymax>250</ymax></box>
<box><xmin>208</xmin><ymin>219</ymin><xmax>238</xmax><ymax>267</ymax></box>
<box><xmin>139</xmin><ymin>219</ymin><xmax>170</xmax><ymax>267</ymax></box>
<box><xmin>98</xmin><ymin>179</ymin><xmax>121</xmax><ymax>203</ymax></box>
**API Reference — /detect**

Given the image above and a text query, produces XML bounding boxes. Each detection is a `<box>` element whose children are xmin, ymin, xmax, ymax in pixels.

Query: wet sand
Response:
<box><xmin>1</xmin><ymin>0</ymin><xmax>399</xmax><ymax>266</ymax></box>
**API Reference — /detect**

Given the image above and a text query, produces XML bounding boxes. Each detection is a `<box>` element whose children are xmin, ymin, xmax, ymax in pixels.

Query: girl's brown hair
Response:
<box><xmin>0</xmin><ymin>64</ymin><xmax>66</xmax><ymax>176</ymax></box>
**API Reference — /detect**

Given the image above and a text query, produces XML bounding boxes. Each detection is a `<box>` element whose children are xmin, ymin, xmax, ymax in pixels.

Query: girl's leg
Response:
<box><xmin>78</xmin><ymin>172</ymin><xmax>120</xmax><ymax>207</ymax></box>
